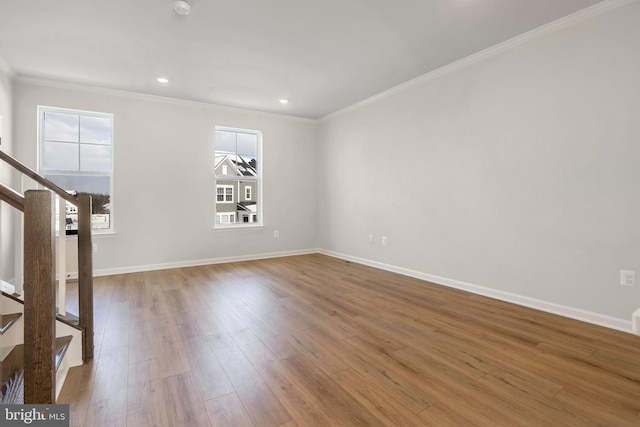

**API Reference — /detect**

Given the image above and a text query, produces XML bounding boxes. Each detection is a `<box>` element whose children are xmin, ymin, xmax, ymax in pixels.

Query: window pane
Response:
<box><xmin>237</xmin><ymin>200</ymin><xmax>259</xmax><ymax>223</ymax></box>
<box><xmin>45</xmin><ymin>174</ymin><xmax>111</xmax><ymax>231</ymax></box>
<box><xmin>227</xmin><ymin>154</ymin><xmax>239</xmax><ymax>176</ymax></box>
<box><xmin>44</xmin><ymin>112</ymin><xmax>79</xmax><ymax>142</ymax></box>
<box><xmin>237</xmin><ymin>133</ymin><xmax>257</xmax><ymax>157</ymax></box>
<box><xmin>41</xmin><ymin>107</ymin><xmax>114</xmax><ymax>232</ymax></box>
<box><xmin>81</xmin><ymin>144</ymin><xmax>112</xmax><ymax>172</ymax></box>
<box><xmin>80</xmin><ymin>116</ymin><xmax>112</xmax><ymax>145</ymax></box>
<box><xmin>45</xmin><ymin>174</ymin><xmax>110</xmax><ymax>195</ymax></box>
<box><xmin>215</xmin><ymin>130</ymin><xmax>236</xmax><ymax>153</ymax></box>
<box><xmin>236</xmin><ymin>155</ymin><xmax>257</xmax><ymax>176</ymax></box>
<box><xmin>43</xmin><ymin>142</ymin><xmax>79</xmax><ymax>170</ymax></box>
<box><xmin>215</xmin><ymin>154</ymin><xmax>236</xmax><ymax>177</ymax></box>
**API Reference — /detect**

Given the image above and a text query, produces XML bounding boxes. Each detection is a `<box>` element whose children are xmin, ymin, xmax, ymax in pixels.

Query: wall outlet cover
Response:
<box><xmin>620</xmin><ymin>270</ymin><xmax>635</xmax><ymax>287</ymax></box>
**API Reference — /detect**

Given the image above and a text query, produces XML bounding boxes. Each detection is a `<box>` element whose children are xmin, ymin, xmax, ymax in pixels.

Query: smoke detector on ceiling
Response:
<box><xmin>173</xmin><ymin>1</ymin><xmax>191</xmax><ymax>16</ymax></box>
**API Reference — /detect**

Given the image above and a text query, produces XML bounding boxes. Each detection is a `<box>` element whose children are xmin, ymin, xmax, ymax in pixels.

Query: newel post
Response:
<box><xmin>24</xmin><ymin>190</ymin><xmax>56</xmax><ymax>404</ymax></box>
<box><xmin>77</xmin><ymin>193</ymin><xmax>94</xmax><ymax>361</ymax></box>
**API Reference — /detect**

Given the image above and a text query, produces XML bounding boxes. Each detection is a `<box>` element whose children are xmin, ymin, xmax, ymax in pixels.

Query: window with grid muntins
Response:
<box><xmin>39</xmin><ymin>106</ymin><xmax>114</xmax><ymax>232</ymax></box>
<box><xmin>214</xmin><ymin>127</ymin><xmax>261</xmax><ymax>227</ymax></box>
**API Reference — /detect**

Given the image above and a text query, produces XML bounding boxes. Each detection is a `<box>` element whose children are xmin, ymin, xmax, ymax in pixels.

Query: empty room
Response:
<box><xmin>1</xmin><ymin>0</ymin><xmax>640</xmax><ymax>425</ymax></box>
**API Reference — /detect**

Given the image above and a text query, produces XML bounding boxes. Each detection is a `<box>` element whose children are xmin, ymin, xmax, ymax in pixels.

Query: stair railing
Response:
<box><xmin>0</xmin><ymin>149</ymin><xmax>94</xmax><ymax>404</ymax></box>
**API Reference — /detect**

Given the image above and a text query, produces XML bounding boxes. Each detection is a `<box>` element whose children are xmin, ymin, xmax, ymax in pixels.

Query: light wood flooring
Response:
<box><xmin>58</xmin><ymin>254</ymin><xmax>640</xmax><ymax>426</ymax></box>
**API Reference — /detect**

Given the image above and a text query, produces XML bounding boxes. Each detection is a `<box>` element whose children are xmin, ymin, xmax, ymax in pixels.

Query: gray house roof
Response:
<box><xmin>215</xmin><ymin>153</ymin><xmax>257</xmax><ymax>177</ymax></box>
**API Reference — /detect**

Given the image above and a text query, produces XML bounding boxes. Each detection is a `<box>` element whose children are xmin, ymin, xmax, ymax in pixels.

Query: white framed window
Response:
<box><xmin>214</xmin><ymin>127</ymin><xmax>261</xmax><ymax>228</ymax></box>
<box><xmin>216</xmin><ymin>185</ymin><xmax>234</xmax><ymax>203</ymax></box>
<box><xmin>216</xmin><ymin>213</ymin><xmax>236</xmax><ymax>224</ymax></box>
<box><xmin>38</xmin><ymin>106</ymin><xmax>114</xmax><ymax>233</ymax></box>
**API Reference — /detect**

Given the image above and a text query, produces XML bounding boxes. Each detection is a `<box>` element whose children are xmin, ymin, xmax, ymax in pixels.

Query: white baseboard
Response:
<box><xmin>88</xmin><ymin>248</ymin><xmax>317</xmax><ymax>277</ymax></box>
<box><xmin>632</xmin><ymin>308</ymin><xmax>640</xmax><ymax>336</ymax></box>
<box><xmin>55</xmin><ymin>247</ymin><xmax>634</xmax><ymax>334</ymax></box>
<box><xmin>318</xmin><ymin>249</ymin><xmax>634</xmax><ymax>334</ymax></box>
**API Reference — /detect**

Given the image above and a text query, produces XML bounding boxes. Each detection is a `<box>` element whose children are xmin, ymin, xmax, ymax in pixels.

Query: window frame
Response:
<box><xmin>214</xmin><ymin>126</ymin><xmax>262</xmax><ymax>229</ymax></box>
<box><xmin>215</xmin><ymin>212</ymin><xmax>236</xmax><ymax>225</ymax></box>
<box><xmin>216</xmin><ymin>185</ymin><xmax>234</xmax><ymax>203</ymax></box>
<box><xmin>38</xmin><ymin>105</ymin><xmax>115</xmax><ymax>234</ymax></box>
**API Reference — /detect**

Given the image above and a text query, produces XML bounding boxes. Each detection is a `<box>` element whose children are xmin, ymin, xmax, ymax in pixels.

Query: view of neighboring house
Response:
<box><xmin>214</xmin><ymin>153</ymin><xmax>258</xmax><ymax>224</ymax></box>
<box><xmin>61</xmin><ymin>193</ymin><xmax>111</xmax><ymax>234</ymax></box>
<box><xmin>63</xmin><ymin>203</ymin><xmax>110</xmax><ymax>233</ymax></box>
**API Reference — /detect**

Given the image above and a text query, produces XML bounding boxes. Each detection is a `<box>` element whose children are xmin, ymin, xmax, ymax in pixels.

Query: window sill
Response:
<box><xmin>93</xmin><ymin>231</ymin><xmax>118</xmax><ymax>238</ymax></box>
<box><xmin>58</xmin><ymin>231</ymin><xmax>117</xmax><ymax>239</ymax></box>
<box><xmin>213</xmin><ymin>224</ymin><xmax>264</xmax><ymax>231</ymax></box>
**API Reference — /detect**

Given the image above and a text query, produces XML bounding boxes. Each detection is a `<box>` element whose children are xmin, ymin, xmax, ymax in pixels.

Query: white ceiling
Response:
<box><xmin>0</xmin><ymin>0</ymin><xmax>605</xmax><ymax>119</ymax></box>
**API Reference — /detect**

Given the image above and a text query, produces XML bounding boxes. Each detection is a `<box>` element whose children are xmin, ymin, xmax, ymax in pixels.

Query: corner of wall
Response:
<box><xmin>0</xmin><ymin>55</ymin><xmax>16</xmax><ymax>283</ymax></box>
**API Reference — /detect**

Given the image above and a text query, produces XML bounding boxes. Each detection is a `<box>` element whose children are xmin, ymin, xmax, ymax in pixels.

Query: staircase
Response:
<box><xmin>1</xmin><ymin>288</ymin><xmax>83</xmax><ymax>403</ymax></box>
<box><xmin>0</xmin><ymin>149</ymin><xmax>94</xmax><ymax>404</ymax></box>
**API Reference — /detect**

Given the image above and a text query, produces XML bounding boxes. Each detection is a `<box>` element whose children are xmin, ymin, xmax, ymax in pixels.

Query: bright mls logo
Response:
<box><xmin>1</xmin><ymin>405</ymin><xmax>69</xmax><ymax>426</ymax></box>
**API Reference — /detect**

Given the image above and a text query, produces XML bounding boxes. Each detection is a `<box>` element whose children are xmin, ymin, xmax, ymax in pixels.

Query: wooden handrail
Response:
<box><xmin>0</xmin><ymin>182</ymin><xmax>25</xmax><ymax>211</ymax></box>
<box><xmin>1</xmin><ymin>149</ymin><xmax>95</xmax><ymax>403</ymax></box>
<box><xmin>0</xmin><ymin>150</ymin><xmax>77</xmax><ymax>205</ymax></box>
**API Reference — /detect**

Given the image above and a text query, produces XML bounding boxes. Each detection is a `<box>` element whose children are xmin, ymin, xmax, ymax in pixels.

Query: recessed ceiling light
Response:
<box><xmin>279</xmin><ymin>99</ymin><xmax>289</xmax><ymax>104</ymax></box>
<box><xmin>156</xmin><ymin>77</ymin><xmax>169</xmax><ymax>83</ymax></box>
<box><xmin>174</xmin><ymin>0</ymin><xmax>191</xmax><ymax>16</ymax></box>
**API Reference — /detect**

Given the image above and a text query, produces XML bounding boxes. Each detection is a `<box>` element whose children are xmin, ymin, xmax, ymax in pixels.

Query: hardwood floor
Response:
<box><xmin>58</xmin><ymin>254</ymin><xmax>640</xmax><ymax>426</ymax></box>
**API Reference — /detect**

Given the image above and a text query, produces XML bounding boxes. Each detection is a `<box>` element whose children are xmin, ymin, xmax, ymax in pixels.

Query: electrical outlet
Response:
<box><xmin>92</xmin><ymin>243</ymin><xmax>98</xmax><ymax>253</ymax></box>
<box><xmin>381</xmin><ymin>236</ymin><xmax>387</xmax><ymax>246</ymax></box>
<box><xmin>620</xmin><ymin>270</ymin><xmax>635</xmax><ymax>287</ymax></box>
<box><xmin>368</xmin><ymin>234</ymin><xmax>374</xmax><ymax>244</ymax></box>
<box><xmin>274</xmin><ymin>230</ymin><xmax>279</xmax><ymax>238</ymax></box>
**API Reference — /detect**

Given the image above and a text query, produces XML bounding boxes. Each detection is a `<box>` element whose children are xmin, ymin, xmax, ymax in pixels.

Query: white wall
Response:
<box><xmin>318</xmin><ymin>1</ymin><xmax>640</xmax><ymax>321</ymax></box>
<box><xmin>13</xmin><ymin>82</ymin><xmax>318</xmax><ymax>273</ymax></box>
<box><xmin>0</xmin><ymin>60</ymin><xmax>15</xmax><ymax>283</ymax></box>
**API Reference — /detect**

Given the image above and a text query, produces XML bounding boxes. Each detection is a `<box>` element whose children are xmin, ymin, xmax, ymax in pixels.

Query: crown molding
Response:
<box><xmin>320</xmin><ymin>0</ymin><xmax>637</xmax><ymax>122</ymax></box>
<box><xmin>0</xmin><ymin>56</ymin><xmax>16</xmax><ymax>79</ymax></box>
